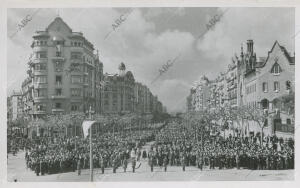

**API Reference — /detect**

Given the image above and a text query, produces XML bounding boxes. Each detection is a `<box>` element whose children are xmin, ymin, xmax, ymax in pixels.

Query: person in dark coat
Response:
<box><xmin>181</xmin><ymin>152</ymin><xmax>186</xmax><ymax>171</ymax></box>
<box><xmin>77</xmin><ymin>157</ymin><xmax>81</xmax><ymax>176</ymax></box>
<box><xmin>148</xmin><ymin>148</ymin><xmax>155</xmax><ymax>172</ymax></box>
<box><xmin>163</xmin><ymin>155</ymin><xmax>168</xmax><ymax>172</ymax></box>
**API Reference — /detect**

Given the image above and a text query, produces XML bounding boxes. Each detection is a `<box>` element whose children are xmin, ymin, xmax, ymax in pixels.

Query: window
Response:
<box><xmin>262</xmin><ymin>82</ymin><xmax>268</xmax><ymax>93</ymax></box>
<box><xmin>36</xmin><ymin>51</ymin><xmax>47</xmax><ymax>58</ymax></box>
<box><xmin>71</xmin><ymin>104</ymin><xmax>80</xmax><ymax>111</ymax></box>
<box><xmin>286</xmin><ymin>81</ymin><xmax>291</xmax><ymax>90</ymax></box>
<box><xmin>34</xmin><ymin>63</ymin><xmax>47</xmax><ymax>71</ymax></box>
<box><xmin>271</xmin><ymin>63</ymin><xmax>282</xmax><ymax>75</ymax></box>
<box><xmin>71</xmin><ymin>88</ymin><xmax>81</xmax><ymax>97</ymax></box>
<box><xmin>274</xmin><ymin>81</ymin><xmax>280</xmax><ymax>92</ymax></box>
<box><xmin>54</xmin><ymin>62</ymin><xmax>63</xmax><ymax>72</ymax></box>
<box><xmin>287</xmin><ymin>119</ymin><xmax>291</xmax><ymax>124</ymax></box>
<box><xmin>34</xmin><ymin>75</ymin><xmax>47</xmax><ymax>83</ymax></box>
<box><xmin>55</xmin><ymin>89</ymin><xmax>62</xmax><ymax>96</ymax></box>
<box><xmin>55</xmin><ymin>75</ymin><xmax>62</xmax><ymax>85</ymax></box>
<box><xmin>34</xmin><ymin>89</ymin><xmax>47</xmax><ymax>97</ymax></box>
<box><xmin>56</xmin><ymin>51</ymin><xmax>61</xmax><ymax>57</ymax></box>
<box><xmin>36</xmin><ymin>104</ymin><xmax>46</xmax><ymax>111</ymax></box>
<box><xmin>71</xmin><ymin>75</ymin><xmax>82</xmax><ymax>84</ymax></box>
<box><xmin>55</xmin><ymin>103</ymin><xmax>62</xmax><ymax>109</ymax></box>
<box><xmin>71</xmin><ymin>52</ymin><xmax>82</xmax><ymax>60</ymax></box>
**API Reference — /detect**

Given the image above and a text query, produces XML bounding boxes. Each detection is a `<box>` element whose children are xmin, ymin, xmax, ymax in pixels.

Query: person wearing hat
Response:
<box><xmin>148</xmin><ymin>147</ymin><xmax>155</xmax><ymax>172</ymax></box>
<box><xmin>130</xmin><ymin>148</ymin><xmax>137</xmax><ymax>173</ymax></box>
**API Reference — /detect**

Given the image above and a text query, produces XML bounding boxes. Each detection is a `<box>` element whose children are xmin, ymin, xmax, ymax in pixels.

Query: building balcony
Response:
<box><xmin>70</xmin><ymin>59</ymin><xmax>82</xmax><ymax>64</ymax></box>
<box><xmin>33</xmin><ymin>96</ymin><xmax>47</xmax><ymax>100</ymax></box>
<box><xmin>33</xmin><ymin>70</ymin><xmax>47</xmax><ymax>76</ymax></box>
<box><xmin>51</xmin><ymin>95</ymin><xmax>66</xmax><ymax>99</ymax></box>
<box><xmin>52</xmin><ymin>56</ymin><xmax>65</xmax><ymax>61</ymax></box>
<box><xmin>31</xmin><ymin>110</ymin><xmax>46</xmax><ymax>115</ymax></box>
<box><xmin>52</xmin><ymin>108</ymin><xmax>65</xmax><ymax>113</ymax></box>
<box><xmin>83</xmin><ymin>82</ymin><xmax>89</xmax><ymax>87</ymax></box>
<box><xmin>33</xmin><ymin>58</ymin><xmax>48</xmax><ymax>63</ymax></box>
<box><xmin>55</xmin><ymin>82</ymin><xmax>63</xmax><ymax>87</ymax></box>
<box><xmin>33</xmin><ymin>83</ymin><xmax>47</xmax><ymax>88</ymax></box>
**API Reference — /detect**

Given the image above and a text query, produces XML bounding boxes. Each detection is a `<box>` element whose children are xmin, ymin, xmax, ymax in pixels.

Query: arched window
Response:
<box><xmin>271</xmin><ymin>63</ymin><xmax>282</xmax><ymax>75</ymax></box>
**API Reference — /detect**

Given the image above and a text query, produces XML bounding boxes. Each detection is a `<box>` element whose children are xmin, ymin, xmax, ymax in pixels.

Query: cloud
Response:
<box><xmin>196</xmin><ymin>7</ymin><xmax>295</xmax><ymax>71</ymax></box>
<box><xmin>7</xmin><ymin>7</ymin><xmax>295</xmax><ymax>112</ymax></box>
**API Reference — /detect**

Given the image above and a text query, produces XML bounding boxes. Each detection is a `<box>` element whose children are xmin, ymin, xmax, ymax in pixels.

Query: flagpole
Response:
<box><xmin>89</xmin><ymin>106</ymin><xmax>93</xmax><ymax>182</ymax></box>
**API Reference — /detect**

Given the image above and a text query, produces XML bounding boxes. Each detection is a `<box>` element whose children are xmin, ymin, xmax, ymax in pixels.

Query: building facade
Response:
<box><xmin>22</xmin><ymin>17</ymin><xmax>103</xmax><ymax>118</ymax></box>
<box><xmin>102</xmin><ymin>63</ymin><xmax>135</xmax><ymax>114</ymax></box>
<box><xmin>7</xmin><ymin>91</ymin><xmax>23</xmax><ymax>122</ymax></box>
<box><xmin>187</xmin><ymin>39</ymin><xmax>295</xmax><ymax>138</ymax></box>
<box><xmin>189</xmin><ymin>75</ymin><xmax>210</xmax><ymax>111</ymax></box>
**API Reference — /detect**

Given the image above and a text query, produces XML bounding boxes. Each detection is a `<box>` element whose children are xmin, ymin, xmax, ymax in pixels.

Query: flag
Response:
<box><xmin>82</xmin><ymin>120</ymin><xmax>96</xmax><ymax>138</ymax></box>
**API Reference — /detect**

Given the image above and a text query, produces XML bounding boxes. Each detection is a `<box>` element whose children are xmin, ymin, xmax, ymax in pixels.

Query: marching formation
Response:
<box><xmin>20</xmin><ymin>119</ymin><xmax>295</xmax><ymax>177</ymax></box>
<box><xmin>24</xmin><ymin>130</ymin><xmax>154</xmax><ymax>176</ymax></box>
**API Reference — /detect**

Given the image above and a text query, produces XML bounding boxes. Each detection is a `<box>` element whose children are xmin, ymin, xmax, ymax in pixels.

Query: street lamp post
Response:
<box><xmin>87</xmin><ymin>106</ymin><xmax>94</xmax><ymax>182</ymax></box>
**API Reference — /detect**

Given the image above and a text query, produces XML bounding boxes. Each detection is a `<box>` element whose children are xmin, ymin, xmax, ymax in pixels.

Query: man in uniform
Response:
<box><xmin>77</xmin><ymin>155</ymin><xmax>81</xmax><ymax>176</ymax></box>
<box><xmin>100</xmin><ymin>154</ymin><xmax>105</xmax><ymax>174</ymax></box>
<box><xmin>148</xmin><ymin>147</ymin><xmax>155</xmax><ymax>172</ymax></box>
<box><xmin>181</xmin><ymin>151</ymin><xmax>187</xmax><ymax>171</ymax></box>
<box><xmin>130</xmin><ymin>148</ymin><xmax>136</xmax><ymax>173</ymax></box>
<box><xmin>163</xmin><ymin>154</ymin><xmax>168</xmax><ymax>172</ymax></box>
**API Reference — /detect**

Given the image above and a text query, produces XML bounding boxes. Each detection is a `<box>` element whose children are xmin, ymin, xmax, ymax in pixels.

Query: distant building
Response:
<box><xmin>7</xmin><ymin>91</ymin><xmax>23</xmax><ymax>122</ymax></box>
<box><xmin>226</xmin><ymin>60</ymin><xmax>238</xmax><ymax>108</ymax></box>
<box><xmin>189</xmin><ymin>75</ymin><xmax>210</xmax><ymax>111</ymax></box>
<box><xmin>102</xmin><ymin>63</ymin><xmax>135</xmax><ymax>114</ymax></box>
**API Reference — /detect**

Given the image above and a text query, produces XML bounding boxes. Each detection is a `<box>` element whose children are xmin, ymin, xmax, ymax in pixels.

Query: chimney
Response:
<box><xmin>247</xmin><ymin>39</ymin><xmax>254</xmax><ymax>55</ymax></box>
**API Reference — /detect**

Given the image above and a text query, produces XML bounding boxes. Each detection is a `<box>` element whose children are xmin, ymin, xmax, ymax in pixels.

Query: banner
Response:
<box><xmin>82</xmin><ymin>120</ymin><xmax>96</xmax><ymax>138</ymax></box>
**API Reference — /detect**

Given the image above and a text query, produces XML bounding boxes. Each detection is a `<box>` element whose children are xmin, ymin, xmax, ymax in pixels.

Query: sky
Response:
<box><xmin>7</xmin><ymin>7</ymin><xmax>295</xmax><ymax>113</ymax></box>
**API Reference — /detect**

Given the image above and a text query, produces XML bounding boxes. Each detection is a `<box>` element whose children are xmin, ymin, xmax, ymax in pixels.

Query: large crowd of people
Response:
<box><xmin>24</xmin><ymin>130</ymin><xmax>155</xmax><ymax>176</ymax></box>
<box><xmin>11</xmin><ymin>118</ymin><xmax>294</xmax><ymax>177</ymax></box>
<box><xmin>152</xmin><ymin>120</ymin><xmax>294</xmax><ymax>171</ymax></box>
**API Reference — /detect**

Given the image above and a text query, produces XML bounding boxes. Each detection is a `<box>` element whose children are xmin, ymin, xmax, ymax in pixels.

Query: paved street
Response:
<box><xmin>7</xmin><ymin>141</ymin><xmax>294</xmax><ymax>182</ymax></box>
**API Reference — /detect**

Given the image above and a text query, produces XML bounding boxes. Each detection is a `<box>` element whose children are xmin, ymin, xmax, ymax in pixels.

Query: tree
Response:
<box><xmin>243</xmin><ymin>105</ymin><xmax>268</xmax><ymax>145</ymax></box>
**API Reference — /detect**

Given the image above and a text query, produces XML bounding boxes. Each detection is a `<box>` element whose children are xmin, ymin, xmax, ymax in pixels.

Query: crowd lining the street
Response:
<box><xmin>11</xmin><ymin>119</ymin><xmax>294</xmax><ymax>176</ymax></box>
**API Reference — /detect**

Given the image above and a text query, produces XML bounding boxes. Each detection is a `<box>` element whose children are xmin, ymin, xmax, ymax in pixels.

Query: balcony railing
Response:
<box><xmin>52</xmin><ymin>56</ymin><xmax>65</xmax><ymax>61</ymax></box>
<box><xmin>51</xmin><ymin>95</ymin><xmax>66</xmax><ymax>99</ymax></box>
<box><xmin>55</xmin><ymin>82</ymin><xmax>63</xmax><ymax>87</ymax></box>
<box><xmin>52</xmin><ymin>108</ymin><xmax>65</xmax><ymax>113</ymax></box>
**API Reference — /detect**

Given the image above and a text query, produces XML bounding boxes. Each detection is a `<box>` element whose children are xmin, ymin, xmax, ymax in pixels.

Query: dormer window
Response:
<box><xmin>271</xmin><ymin>62</ymin><xmax>282</xmax><ymax>75</ymax></box>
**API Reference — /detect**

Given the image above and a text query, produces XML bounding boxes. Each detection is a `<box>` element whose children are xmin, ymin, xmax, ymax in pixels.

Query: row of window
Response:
<box><xmin>34</xmin><ymin>51</ymin><xmax>84</xmax><ymax>60</ymax></box>
<box><xmin>35</xmin><ymin>103</ymin><xmax>82</xmax><ymax>111</ymax></box>
<box><xmin>34</xmin><ymin>75</ymin><xmax>89</xmax><ymax>85</ymax></box>
<box><xmin>262</xmin><ymin>81</ymin><xmax>291</xmax><ymax>93</ymax></box>
<box><xmin>34</xmin><ymin>40</ymin><xmax>47</xmax><ymax>46</ymax></box>
<box><xmin>34</xmin><ymin>40</ymin><xmax>83</xmax><ymax>47</ymax></box>
<box><xmin>71</xmin><ymin>41</ymin><xmax>83</xmax><ymax>47</ymax></box>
